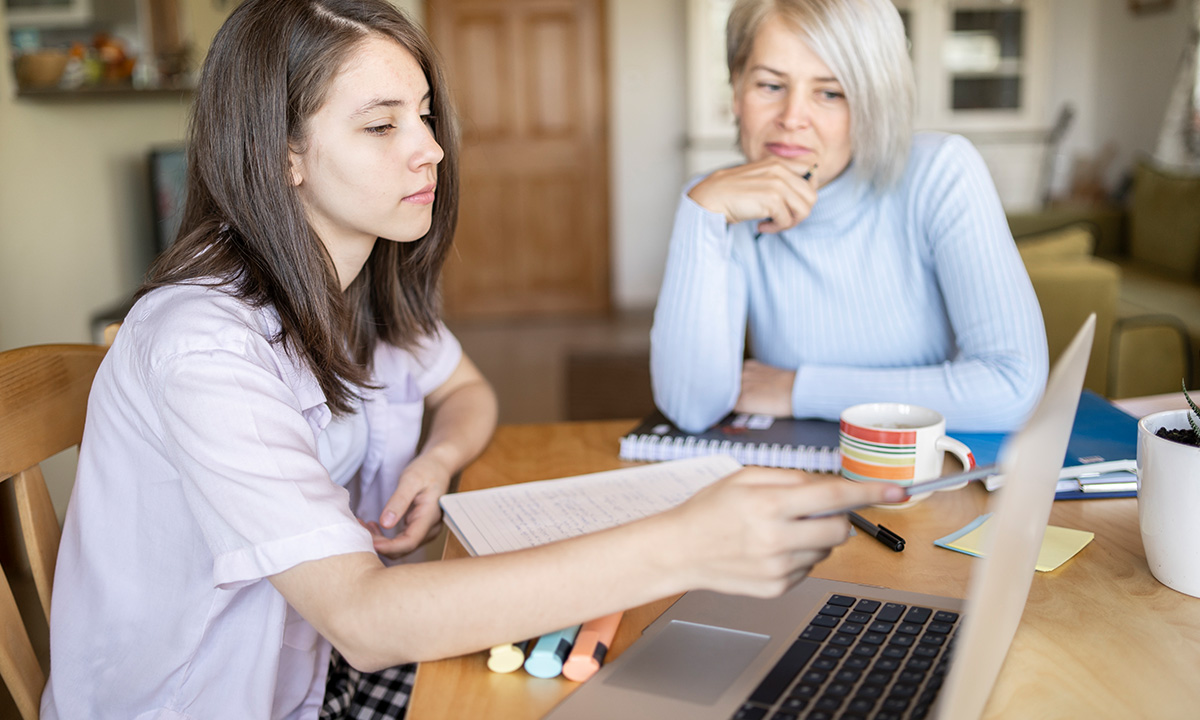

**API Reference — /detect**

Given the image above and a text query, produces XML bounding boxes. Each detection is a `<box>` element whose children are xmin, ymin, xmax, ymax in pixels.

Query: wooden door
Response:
<box><xmin>428</xmin><ymin>0</ymin><xmax>610</xmax><ymax>318</ymax></box>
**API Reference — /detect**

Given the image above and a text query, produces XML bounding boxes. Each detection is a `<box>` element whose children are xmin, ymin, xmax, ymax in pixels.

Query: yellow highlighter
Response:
<box><xmin>487</xmin><ymin>640</ymin><xmax>531</xmax><ymax>674</ymax></box>
<box><xmin>561</xmin><ymin>612</ymin><xmax>624</xmax><ymax>682</ymax></box>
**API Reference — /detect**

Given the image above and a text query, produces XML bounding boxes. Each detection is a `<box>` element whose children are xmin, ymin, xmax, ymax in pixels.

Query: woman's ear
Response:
<box><xmin>730</xmin><ymin>72</ymin><xmax>744</xmax><ymax>120</ymax></box>
<box><xmin>288</xmin><ymin>150</ymin><xmax>304</xmax><ymax>187</ymax></box>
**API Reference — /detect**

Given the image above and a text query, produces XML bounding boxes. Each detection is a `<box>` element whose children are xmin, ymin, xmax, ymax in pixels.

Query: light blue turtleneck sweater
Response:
<box><xmin>650</xmin><ymin>132</ymin><xmax>1048</xmax><ymax>433</ymax></box>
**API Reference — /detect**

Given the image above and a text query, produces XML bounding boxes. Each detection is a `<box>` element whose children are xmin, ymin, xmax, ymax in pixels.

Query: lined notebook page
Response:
<box><xmin>439</xmin><ymin>455</ymin><xmax>743</xmax><ymax>556</ymax></box>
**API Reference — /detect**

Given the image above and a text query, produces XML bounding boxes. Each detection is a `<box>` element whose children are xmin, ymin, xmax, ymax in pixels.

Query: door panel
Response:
<box><xmin>429</xmin><ymin>0</ymin><xmax>610</xmax><ymax>318</ymax></box>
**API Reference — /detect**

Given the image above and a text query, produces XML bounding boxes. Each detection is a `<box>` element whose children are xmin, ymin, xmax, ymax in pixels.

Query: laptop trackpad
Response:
<box><xmin>602</xmin><ymin>620</ymin><xmax>770</xmax><ymax>705</ymax></box>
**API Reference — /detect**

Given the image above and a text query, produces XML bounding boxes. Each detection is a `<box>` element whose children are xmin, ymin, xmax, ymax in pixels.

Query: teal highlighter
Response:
<box><xmin>523</xmin><ymin>625</ymin><xmax>582</xmax><ymax>679</ymax></box>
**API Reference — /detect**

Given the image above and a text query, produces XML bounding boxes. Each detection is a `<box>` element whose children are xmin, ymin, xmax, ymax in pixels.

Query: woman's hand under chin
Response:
<box><xmin>687</xmin><ymin>158</ymin><xmax>818</xmax><ymax>234</ymax></box>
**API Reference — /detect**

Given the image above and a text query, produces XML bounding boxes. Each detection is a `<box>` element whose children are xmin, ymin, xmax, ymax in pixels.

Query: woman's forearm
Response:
<box><xmin>651</xmin><ymin>196</ymin><xmax>748</xmax><ymax>432</ymax></box>
<box><xmin>420</xmin><ymin>355</ymin><xmax>498</xmax><ymax>475</ymax></box>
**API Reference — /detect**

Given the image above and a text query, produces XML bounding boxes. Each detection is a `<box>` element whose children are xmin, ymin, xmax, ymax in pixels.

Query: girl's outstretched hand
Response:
<box><xmin>660</xmin><ymin>468</ymin><xmax>903</xmax><ymax>598</ymax></box>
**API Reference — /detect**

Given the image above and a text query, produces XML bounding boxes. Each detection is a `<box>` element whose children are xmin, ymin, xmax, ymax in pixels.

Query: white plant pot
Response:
<box><xmin>1137</xmin><ymin>409</ymin><xmax>1200</xmax><ymax>598</ymax></box>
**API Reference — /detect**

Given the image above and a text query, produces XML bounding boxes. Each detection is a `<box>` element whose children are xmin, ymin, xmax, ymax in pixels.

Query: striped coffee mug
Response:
<box><xmin>839</xmin><ymin>403</ymin><xmax>975</xmax><ymax>505</ymax></box>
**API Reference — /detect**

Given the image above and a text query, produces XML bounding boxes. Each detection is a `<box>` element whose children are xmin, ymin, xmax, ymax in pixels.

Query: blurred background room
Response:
<box><xmin>3</xmin><ymin>0</ymin><xmax>1200</xmax><ymax>511</ymax></box>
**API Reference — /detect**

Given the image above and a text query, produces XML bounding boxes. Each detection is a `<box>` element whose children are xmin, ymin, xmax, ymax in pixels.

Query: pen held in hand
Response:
<box><xmin>849</xmin><ymin>511</ymin><xmax>905</xmax><ymax>552</ymax></box>
<box><xmin>758</xmin><ymin>164</ymin><xmax>818</xmax><ymax>235</ymax></box>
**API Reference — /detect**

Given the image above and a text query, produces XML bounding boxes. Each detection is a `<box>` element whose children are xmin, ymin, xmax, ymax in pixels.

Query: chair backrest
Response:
<box><xmin>0</xmin><ymin>344</ymin><xmax>106</xmax><ymax>720</ymax></box>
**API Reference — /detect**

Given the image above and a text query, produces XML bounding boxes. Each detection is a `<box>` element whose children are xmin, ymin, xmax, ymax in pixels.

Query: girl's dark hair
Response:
<box><xmin>138</xmin><ymin>0</ymin><xmax>459</xmax><ymax>414</ymax></box>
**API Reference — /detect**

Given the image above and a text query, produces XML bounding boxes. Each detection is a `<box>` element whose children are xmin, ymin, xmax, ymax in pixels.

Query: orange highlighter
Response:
<box><xmin>561</xmin><ymin>611</ymin><xmax>624</xmax><ymax>682</ymax></box>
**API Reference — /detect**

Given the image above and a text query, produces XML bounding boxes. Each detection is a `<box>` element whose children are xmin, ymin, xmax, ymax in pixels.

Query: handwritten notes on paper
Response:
<box><xmin>439</xmin><ymin>455</ymin><xmax>744</xmax><ymax>556</ymax></box>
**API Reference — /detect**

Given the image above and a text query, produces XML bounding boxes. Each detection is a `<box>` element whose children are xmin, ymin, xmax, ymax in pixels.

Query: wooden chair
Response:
<box><xmin>0</xmin><ymin>344</ymin><xmax>106</xmax><ymax>720</ymax></box>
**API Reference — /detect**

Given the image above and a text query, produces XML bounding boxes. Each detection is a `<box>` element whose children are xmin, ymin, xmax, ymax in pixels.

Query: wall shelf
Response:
<box><xmin>14</xmin><ymin>82</ymin><xmax>191</xmax><ymax>99</ymax></box>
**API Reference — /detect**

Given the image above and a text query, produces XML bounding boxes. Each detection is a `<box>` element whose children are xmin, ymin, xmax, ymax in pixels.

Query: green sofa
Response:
<box><xmin>1009</xmin><ymin>161</ymin><xmax>1198</xmax><ymax>399</ymax></box>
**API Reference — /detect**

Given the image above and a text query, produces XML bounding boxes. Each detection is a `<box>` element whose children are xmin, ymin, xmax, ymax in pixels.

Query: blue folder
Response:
<box><xmin>949</xmin><ymin>390</ymin><xmax>1139</xmax><ymax>500</ymax></box>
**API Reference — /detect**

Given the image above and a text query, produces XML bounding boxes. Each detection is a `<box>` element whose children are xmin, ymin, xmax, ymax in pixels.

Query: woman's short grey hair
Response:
<box><xmin>727</xmin><ymin>0</ymin><xmax>915</xmax><ymax>187</ymax></box>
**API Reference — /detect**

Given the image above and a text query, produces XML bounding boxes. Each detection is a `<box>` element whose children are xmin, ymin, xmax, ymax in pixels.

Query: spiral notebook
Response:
<box><xmin>618</xmin><ymin>410</ymin><xmax>842</xmax><ymax>472</ymax></box>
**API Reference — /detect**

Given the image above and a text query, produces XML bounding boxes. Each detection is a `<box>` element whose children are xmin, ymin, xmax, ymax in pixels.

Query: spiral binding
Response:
<box><xmin>619</xmin><ymin>433</ymin><xmax>841</xmax><ymax>472</ymax></box>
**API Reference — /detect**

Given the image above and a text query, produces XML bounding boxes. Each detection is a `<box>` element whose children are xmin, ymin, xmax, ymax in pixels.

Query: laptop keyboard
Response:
<box><xmin>730</xmin><ymin>594</ymin><xmax>958</xmax><ymax>720</ymax></box>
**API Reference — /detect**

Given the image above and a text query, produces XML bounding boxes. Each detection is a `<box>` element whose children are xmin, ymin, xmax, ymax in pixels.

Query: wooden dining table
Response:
<box><xmin>408</xmin><ymin>396</ymin><xmax>1200</xmax><ymax>719</ymax></box>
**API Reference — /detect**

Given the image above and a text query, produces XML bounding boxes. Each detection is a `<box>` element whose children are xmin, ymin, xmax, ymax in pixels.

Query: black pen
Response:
<box><xmin>849</xmin><ymin>511</ymin><xmax>905</xmax><ymax>552</ymax></box>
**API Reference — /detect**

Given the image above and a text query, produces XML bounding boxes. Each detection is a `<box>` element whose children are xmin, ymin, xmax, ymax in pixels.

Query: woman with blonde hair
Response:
<box><xmin>651</xmin><ymin>0</ymin><xmax>1047</xmax><ymax>434</ymax></box>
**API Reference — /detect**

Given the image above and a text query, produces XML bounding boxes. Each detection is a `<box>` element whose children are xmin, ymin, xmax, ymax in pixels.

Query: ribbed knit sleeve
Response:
<box><xmin>650</xmin><ymin>191</ymin><xmax>748</xmax><ymax>432</ymax></box>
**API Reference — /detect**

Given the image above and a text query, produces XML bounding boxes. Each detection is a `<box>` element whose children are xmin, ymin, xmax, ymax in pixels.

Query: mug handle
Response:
<box><xmin>934</xmin><ymin>436</ymin><xmax>976</xmax><ymax>491</ymax></box>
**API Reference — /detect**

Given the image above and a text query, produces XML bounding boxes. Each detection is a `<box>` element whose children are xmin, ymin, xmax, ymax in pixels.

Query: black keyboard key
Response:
<box><xmin>837</xmin><ymin>623</ymin><xmax>864</xmax><ymax>636</ymax></box>
<box><xmin>807</xmin><ymin>712</ymin><xmax>835</xmax><ymax>720</ymax></box>
<box><xmin>896</xmin><ymin>623</ymin><xmax>922</xmax><ymax>635</ymax></box>
<box><xmin>888</xmin><ymin>634</ymin><xmax>914</xmax><ymax>647</ymax></box>
<box><xmin>877</xmin><ymin>603</ymin><xmax>906</xmax><ymax>623</ymax></box>
<box><xmin>819</xmin><ymin>604</ymin><xmax>849</xmax><ymax>618</ymax></box>
<box><xmin>814</xmin><ymin>696</ymin><xmax>843</xmax><ymax>711</ymax></box>
<box><xmin>855</xmin><ymin>684</ymin><xmax>884</xmax><ymax>699</ymax></box>
<box><xmin>883</xmin><ymin>696</ymin><xmax>912</xmax><ymax>711</ymax></box>
<box><xmin>906</xmin><ymin>657</ymin><xmax>932</xmax><ymax>671</ymax></box>
<box><xmin>864</xmin><ymin>670</ymin><xmax>892</xmax><ymax>685</ymax></box>
<box><xmin>828</xmin><ymin>595</ymin><xmax>856</xmax><ymax>607</ymax></box>
<box><xmin>889</xmin><ymin>683</ymin><xmax>919</xmax><ymax>699</ymax></box>
<box><xmin>898</xmin><ymin>670</ymin><xmax>926</xmax><ymax>684</ymax></box>
<box><xmin>927</xmin><ymin>621</ymin><xmax>953</xmax><ymax>634</ymax></box>
<box><xmin>801</xmin><ymin>670</ymin><xmax>828</xmax><ymax>685</ymax></box>
<box><xmin>847</xmin><ymin>611</ymin><xmax>872</xmax><ymax>624</ymax></box>
<box><xmin>919</xmin><ymin>633</ymin><xmax>946</xmax><ymax>646</ymax></box>
<box><xmin>780</xmin><ymin>697</ymin><xmax>807</xmax><ymax>712</ymax></box>
<box><xmin>851</xmin><ymin>644</ymin><xmax>878</xmax><ymax>657</ymax></box>
<box><xmin>903</xmin><ymin>607</ymin><xmax>932</xmax><ymax>624</ymax></box>
<box><xmin>848</xmin><ymin>698</ymin><xmax>876</xmax><ymax>713</ymax></box>
<box><xmin>868</xmin><ymin>621</ymin><xmax>895</xmax><ymax>634</ymax></box>
<box><xmin>731</xmin><ymin>703</ymin><xmax>767</xmax><ymax>720</ymax></box>
<box><xmin>859</xmin><ymin>632</ymin><xmax>886</xmax><ymax>646</ymax></box>
<box><xmin>913</xmin><ymin>703</ymin><xmax>932</xmax><ymax>719</ymax></box>
<box><xmin>844</xmin><ymin>656</ymin><xmax>869</xmax><ymax>670</ymax></box>
<box><xmin>768</xmin><ymin>712</ymin><xmax>797</xmax><ymax>720</ymax></box>
<box><xmin>877</xmin><ymin>713</ymin><xmax>903</xmax><ymax>720</ymax></box>
<box><xmin>874</xmin><ymin>657</ymin><xmax>901</xmax><ymax>672</ymax></box>
<box><xmin>811</xmin><ymin>615</ymin><xmax>839</xmax><ymax>628</ymax></box>
<box><xmin>881</xmin><ymin>646</ymin><xmax>908</xmax><ymax>659</ymax></box>
<box><xmin>801</xmin><ymin>626</ymin><xmax>831</xmax><ymax>642</ymax></box>
<box><xmin>789</xmin><ymin>683</ymin><xmax>820</xmax><ymax>699</ymax></box>
<box><xmin>824</xmin><ymin>682</ymin><xmax>854</xmax><ymax>698</ymax></box>
<box><xmin>820</xmin><ymin>646</ymin><xmax>846</xmax><ymax>659</ymax></box>
<box><xmin>834</xmin><ymin>669</ymin><xmax>861</xmax><ymax>683</ymax></box>
<box><xmin>812</xmin><ymin>657</ymin><xmax>837</xmax><ymax>671</ymax></box>
<box><xmin>747</xmin><ymin>640</ymin><xmax>820</xmax><ymax>706</ymax></box>
<box><xmin>933</xmin><ymin>610</ymin><xmax>959</xmax><ymax>623</ymax></box>
<box><xmin>912</xmin><ymin>645</ymin><xmax>939</xmax><ymax>659</ymax></box>
<box><xmin>855</xmin><ymin>599</ymin><xmax>881</xmax><ymax>614</ymax></box>
<box><xmin>830</xmin><ymin>635</ymin><xmax>854</xmax><ymax>647</ymax></box>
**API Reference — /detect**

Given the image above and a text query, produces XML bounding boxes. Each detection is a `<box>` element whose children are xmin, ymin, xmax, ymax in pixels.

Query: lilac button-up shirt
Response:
<box><xmin>42</xmin><ymin>282</ymin><xmax>461</xmax><ymax>720</ymax></box>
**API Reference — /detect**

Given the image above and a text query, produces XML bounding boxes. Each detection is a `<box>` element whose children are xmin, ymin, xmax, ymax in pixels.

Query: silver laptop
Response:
<box><xmin>546</xmin><ymin>315</ymin><xmax>1095</xmax><ymax>720</ymax></box>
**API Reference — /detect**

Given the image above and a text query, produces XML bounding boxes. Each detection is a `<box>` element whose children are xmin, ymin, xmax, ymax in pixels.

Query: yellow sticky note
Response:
<box><xmin>935</xmin><ymin>514</ymin><xmax>1094</xmax><ymax>572</ymax></box>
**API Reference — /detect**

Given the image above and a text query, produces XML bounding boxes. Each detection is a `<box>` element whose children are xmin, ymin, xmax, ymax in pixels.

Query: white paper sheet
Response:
<box><xmin>439</xmin><ymin>455</ymin><xmax>743</xmax><ymax>556</ymax></box>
